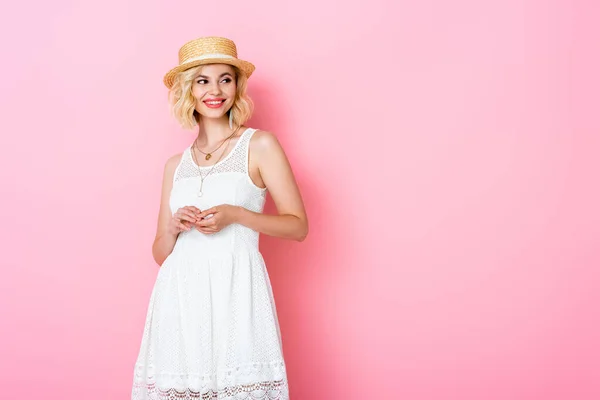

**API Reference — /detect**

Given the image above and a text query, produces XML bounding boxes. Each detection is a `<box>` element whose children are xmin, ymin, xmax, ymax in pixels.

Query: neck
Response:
<box><xmin>196</xmin><ymin>116</ymin><xmax>235</xmax><ymax>145</ymax></box>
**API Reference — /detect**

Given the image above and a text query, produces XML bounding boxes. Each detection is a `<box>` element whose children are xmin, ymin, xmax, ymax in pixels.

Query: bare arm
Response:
<box><xmin>152</xmin><ymin>153</ymin><xmax>199</xmax><ymax>266</ymax></box>
<box><xmin>194</xmin><ymin>130</ymin><xmax>308</xmax><ymax>241</ymax></box>
<box><xmin>236</xmin><ymin>130</ymin><xmax>308</xmax><ymax>241</ymax></box>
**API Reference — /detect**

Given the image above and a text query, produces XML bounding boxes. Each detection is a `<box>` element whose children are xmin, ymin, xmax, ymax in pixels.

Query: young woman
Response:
<box><xmin>131</xmin><ymin>36</ymin><xmax>308</xmax><ymax>400</ymax></box>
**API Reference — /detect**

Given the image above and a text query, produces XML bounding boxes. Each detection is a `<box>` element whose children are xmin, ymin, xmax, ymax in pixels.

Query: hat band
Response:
<box><xmin>181</xmin><ymin>53</ymin><xmax>236</xmax><ymax>66</ymax></box>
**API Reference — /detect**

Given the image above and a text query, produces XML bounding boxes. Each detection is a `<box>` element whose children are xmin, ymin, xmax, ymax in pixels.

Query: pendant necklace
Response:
<box><xmin>190</xmin><ymin>126</ymin><xmax>239</xmax><ymax>197</ymax></box>
<box><xmin>195</xmin><ymin>128</ymin><xmax>237</xmax><ymax>160</ymax></box>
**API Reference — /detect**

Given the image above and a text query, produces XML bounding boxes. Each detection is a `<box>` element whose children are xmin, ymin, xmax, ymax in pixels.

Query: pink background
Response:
<box><xmin>1</xmin><ymin>0</ymin><xmax>599</xmax><ymax>399</ymax></box>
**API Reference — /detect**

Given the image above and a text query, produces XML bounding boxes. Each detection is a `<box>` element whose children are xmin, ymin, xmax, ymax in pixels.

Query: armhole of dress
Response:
<box><xmin>244</xmin><ymin>128</ymin><xmax>266</xmax><ymax>191</ymax></box>
<box><xmin>171</xmin><ymin>148</ymin><xmax>187</xmax><ymax>186</ymax></box>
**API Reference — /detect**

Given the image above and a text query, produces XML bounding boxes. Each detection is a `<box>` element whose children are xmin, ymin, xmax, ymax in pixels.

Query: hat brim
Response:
<box><xmin>163</xmin><ymin>58</ymin><xmax>255</xmax><ymax>89</ymax></box>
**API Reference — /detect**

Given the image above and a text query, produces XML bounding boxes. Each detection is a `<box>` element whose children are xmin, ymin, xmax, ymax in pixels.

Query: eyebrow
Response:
<box><xmin>194</xmin><ymin>72</ymin><xmax>234</xmax><ymax>79</ymax></box>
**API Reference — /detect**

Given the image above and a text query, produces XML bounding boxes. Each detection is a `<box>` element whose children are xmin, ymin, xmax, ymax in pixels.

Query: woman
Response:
<box><xmin>131</xmin><ymin>36</ymin><xmax>308</xmax><ymax>400</ymax></box>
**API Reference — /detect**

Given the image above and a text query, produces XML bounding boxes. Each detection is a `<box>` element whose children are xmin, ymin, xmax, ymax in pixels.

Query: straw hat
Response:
<box><xmin>163</xmin><ymin>36</ymin><xmax>255</xmax><ymax>89</ymax></box>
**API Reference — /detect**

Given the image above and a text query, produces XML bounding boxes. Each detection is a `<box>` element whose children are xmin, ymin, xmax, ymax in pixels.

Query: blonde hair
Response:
<box><xmin>168</xmin><ymin>64</ymin><xmax>254</xmax><ymax>130</ymax></box>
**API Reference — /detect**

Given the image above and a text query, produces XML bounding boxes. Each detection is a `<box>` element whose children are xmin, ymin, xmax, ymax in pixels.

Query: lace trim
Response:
<box><xmin>132</xmin><ymin>379</ymin><xmax>288</xmax><ymax>400</ymax></box>
<box><xmin>173</xmin><ymin>128</ymin><xmax>256</xmax><ymax>184</ymax></box>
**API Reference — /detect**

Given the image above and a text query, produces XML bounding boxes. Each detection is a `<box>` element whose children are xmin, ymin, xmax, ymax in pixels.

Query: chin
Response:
<box><xmin>199</xmin><ymin>111</ymin><xmax>227</xmax><ymax>120</ymax></box>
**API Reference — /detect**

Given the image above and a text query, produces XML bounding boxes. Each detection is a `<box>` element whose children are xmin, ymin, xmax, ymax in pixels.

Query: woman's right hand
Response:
<box><xmin>168</xmin><ymin>206</ymin><xmax>202</xmax><ymax>235</ymax></box>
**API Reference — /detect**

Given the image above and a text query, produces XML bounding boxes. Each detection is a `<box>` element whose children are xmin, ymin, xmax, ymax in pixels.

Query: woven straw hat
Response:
<box><xmin>163</xmin><ymin>36</ymin><xmax>255</xmax><ymax>89</ymax></box>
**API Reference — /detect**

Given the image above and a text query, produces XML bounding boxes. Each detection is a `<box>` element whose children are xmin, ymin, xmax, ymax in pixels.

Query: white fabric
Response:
<box><xmin>131</xmin><ymin>128</ymin><xmax>289</xmax><ymax>399</ymax></box>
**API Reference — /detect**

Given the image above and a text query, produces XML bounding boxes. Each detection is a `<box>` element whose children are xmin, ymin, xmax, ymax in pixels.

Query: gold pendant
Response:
<box><xmin>205</xmin><ymin>153</ymin><xmax>212</xmax><ymax>160</ymax></box>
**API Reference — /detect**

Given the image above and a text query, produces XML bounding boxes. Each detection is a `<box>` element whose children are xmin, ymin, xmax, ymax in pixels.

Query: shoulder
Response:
<box><xmin>249</xmin><ymin>129</ymin><xmax>283</xmax><ymax>153</ymax></box>
<box><xmin>163</xmin><ymin>151</ymin><xmax>184</xmax><ymax>176</ymax></box>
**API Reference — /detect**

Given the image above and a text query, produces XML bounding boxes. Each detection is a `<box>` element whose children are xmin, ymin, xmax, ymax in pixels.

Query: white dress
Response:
<box><xmin>131</xmin><ymin>127</ymin><xmax>289</xmax><ymax>399</ymax></box>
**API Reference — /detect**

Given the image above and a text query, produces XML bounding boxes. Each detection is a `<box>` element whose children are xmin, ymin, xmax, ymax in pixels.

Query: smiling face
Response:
<box><xmin>191</xmin><ymin>64</ymin><xmax>237</xmax><ymax>121</ymax></box>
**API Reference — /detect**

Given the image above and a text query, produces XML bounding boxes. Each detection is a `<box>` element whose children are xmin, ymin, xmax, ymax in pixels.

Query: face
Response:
<box><xmin>191</xmin><ymin>64</ymin><xmax>237</xmax><ymax>120</ymax></box>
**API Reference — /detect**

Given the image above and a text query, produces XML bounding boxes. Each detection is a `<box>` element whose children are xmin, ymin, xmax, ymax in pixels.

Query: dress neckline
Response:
<box><xmin>188</xmin><ymin>127</ymin><xmax>252</xmax><ymax>169</ymax></box>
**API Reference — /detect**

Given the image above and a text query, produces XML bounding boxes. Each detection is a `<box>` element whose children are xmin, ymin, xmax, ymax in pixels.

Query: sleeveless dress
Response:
<box><xmin>131</xmin><ymin>127</ymin><xmax>289</xmax><ymax>400</ymax></box>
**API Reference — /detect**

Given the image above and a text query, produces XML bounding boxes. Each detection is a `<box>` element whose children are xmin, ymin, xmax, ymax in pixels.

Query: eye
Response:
<box><xmin>221</xmin><ymin>77</ymin><xmax>232</xmax><ymax>83</ymax></box>
<box><xmin>196</xmin><ymin>79</ymin><xmax>208</xmax><ymax>84</ymax></box>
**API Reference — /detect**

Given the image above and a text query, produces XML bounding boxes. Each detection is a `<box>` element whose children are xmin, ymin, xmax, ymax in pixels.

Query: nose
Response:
<box><xmin>208</xmin><ymin>81</ymin><xmax>222</xmax><ymax>96</ymax></box>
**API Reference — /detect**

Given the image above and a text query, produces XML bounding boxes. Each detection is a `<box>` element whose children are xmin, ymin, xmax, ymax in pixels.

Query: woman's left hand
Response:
<box><xmin>194</xmin><ymin>204</ymin><xmax>241</xmax><ymax>234</ymax></box>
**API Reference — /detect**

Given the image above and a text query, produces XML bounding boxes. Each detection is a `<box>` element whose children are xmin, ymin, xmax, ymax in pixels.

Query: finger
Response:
<box><xmin>184</xmin><ymin>206</ymin><xmax>203</xmax><ymax>215</ymax></box>
<box><xmin>195</xmin><ymin>220</ymin><xmax>209</xmax><ymax>228</ymax></box>
<box><xmin>175</xmin><ymin>213</ymin><xmax>197</xmax><ymax>223</ymax></box>
<box><xmin>198</xmin><ymin>207</ymin><xmax>218</xmax><ymax>219</ymax></box>
<box><xmin>177</xmin><ymin>210</ymin><xmax>200</xmax><ymax>222</ymax></box>
<box><xmin>196</xmin><ymin>218</ymin><xmax>216</xmax><ymax>228</ymax></box>
<box><xmin>195</xmin><ymin>219</ymin><xmax>216</xmax><ymax>229</ymax></box>
<box><xmin>177</xmin><ymin>207</ymin><xmax>197</xmax><ymax>218</ymax></box>
<box><xmin>185</xmin><ymin>207</ymin><xmax>202</xmax><ymax>218</ymax></box>
<box><xmin>177</xmin><ymin>221</ymin><xmax>190</xmax><ymax>231</ymax></box>
<box><xmin>194</xmin><ymin>224</ymin><xmax>211</xmax><ymax>233</ymax></box>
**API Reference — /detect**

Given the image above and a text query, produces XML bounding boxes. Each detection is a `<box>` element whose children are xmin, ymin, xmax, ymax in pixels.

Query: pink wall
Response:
<box><xmin>1</xmin><ymin>0</ymin><xmax>599</xmax><ymax>399</ymax></box>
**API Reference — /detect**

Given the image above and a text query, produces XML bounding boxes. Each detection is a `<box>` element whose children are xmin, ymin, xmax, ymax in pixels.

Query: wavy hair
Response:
<box><xmin>168</xmin><ymin>64</ymin><xmax>254</xmax><ymax>130</ymax></box>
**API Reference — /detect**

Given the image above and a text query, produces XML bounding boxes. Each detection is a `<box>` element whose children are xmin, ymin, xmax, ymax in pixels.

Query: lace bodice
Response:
<box><xmin>169</xmin><ymin>128</ymin><xmax>267</xmax><ymax>253</ymax></box>
<box><xmin>173</xmin><ymin>127</ymin><xmax>263</xmax><ymax>184</ymax></box>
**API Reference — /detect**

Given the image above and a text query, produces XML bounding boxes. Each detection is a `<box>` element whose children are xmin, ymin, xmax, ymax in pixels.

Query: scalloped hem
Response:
<box><xmin>132</xmin><ymin>378</ymin><xmax>289</xmax><ymax>400</ymax></box>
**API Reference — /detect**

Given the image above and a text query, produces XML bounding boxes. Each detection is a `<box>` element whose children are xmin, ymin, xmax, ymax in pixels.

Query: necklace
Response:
<box><xmin>194</xmin><ymin>129</ymin><xmax>238</xmax><ymax>160</ymax></box>
<box><xmin>190</xmin><ymin>126</ymin><xmax>240</xmax><ymax>197</ymax></box>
